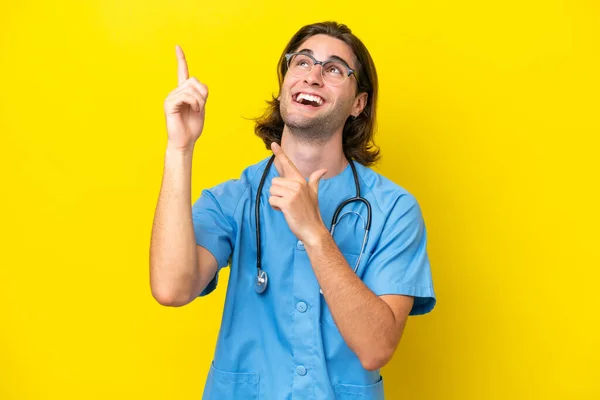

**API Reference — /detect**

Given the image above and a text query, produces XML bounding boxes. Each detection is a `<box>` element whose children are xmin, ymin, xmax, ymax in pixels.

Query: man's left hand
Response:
<box><xmin>268</xmin><ymin>142</ymin><xmax>328</xmax><ymax>245</ymax></box>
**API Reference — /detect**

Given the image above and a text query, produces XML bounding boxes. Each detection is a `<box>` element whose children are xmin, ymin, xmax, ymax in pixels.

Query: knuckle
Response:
<box><xmin>165</xmin><ymin>96</ymin><xmax>177</xmax><ymax>106</ymax></box>
<box><xmin>200</xmin><ymin>83</ymin><xmax>209</xmax><ymax>95</ymax></box>
<box><xmin>189</xmin><ymin>77</ymin><xmax>208</xmax><ymax>91</ymax></box>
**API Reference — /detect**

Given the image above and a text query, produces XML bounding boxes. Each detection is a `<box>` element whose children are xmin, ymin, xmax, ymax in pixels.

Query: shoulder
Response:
<box><xmin>353</xmin><ymin>162</ymin><xmax>421</xmax><ymax>217</ymax></box>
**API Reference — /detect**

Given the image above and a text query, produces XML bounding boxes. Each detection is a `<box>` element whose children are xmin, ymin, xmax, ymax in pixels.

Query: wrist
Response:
<box><xmin>166</xmin><ymin>142</ymin><xmax>195</xmax><ymax>157</ymax></box>
<box><xmin>302</xmin><ymin>225</ymin><xmax>331</xmax><ymax>249</ymax></box>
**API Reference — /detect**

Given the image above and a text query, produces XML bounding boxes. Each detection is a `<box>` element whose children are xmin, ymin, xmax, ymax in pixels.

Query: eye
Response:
<box><xmin>292</xmin><ymin>55</ymin><xmax>312</xmax><ymax>70</ymax></box>
<box><xmin>324</xmin><ymin>63</ymin><xmax>344</xmax><ymax>75</ymax></box>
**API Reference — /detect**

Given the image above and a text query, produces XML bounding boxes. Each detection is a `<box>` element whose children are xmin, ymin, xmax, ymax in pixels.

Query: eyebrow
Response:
<box><xmin>296</xmin><ymin>48</ymin><xmax>354</xmax><ymax>70</ymax></box>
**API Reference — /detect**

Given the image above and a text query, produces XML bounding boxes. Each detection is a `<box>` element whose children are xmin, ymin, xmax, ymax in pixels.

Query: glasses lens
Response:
<box><xmin>288</xmin><ymin>54</ymin><xmax>313</xmax><ymax>77</ymax></box>
<box><xmin>322</xmin><ymin>61</ymin><xmax>349</xmax><ymax>85</ymax></box>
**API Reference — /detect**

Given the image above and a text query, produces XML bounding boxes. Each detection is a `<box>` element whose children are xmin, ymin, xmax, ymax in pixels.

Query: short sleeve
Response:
<box><xmin>191</xmin><ymin>181</ymin><xmax>241</xmax><ymax>296</ymax></box>
<box><xmin>362</xmin><ymin>193</ymin><xmax>436</xmax><ymax>315</ymax></box>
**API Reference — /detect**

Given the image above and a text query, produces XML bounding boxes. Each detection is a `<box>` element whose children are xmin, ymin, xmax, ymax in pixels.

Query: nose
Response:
<box><xmin>304</xmin><ymin>64</ymin><xmax>324</xmax><ymax>86</ymax></box>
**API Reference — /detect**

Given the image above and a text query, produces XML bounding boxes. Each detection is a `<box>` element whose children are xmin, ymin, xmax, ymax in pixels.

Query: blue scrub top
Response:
<box><xmin>192</xmin><ymin>156</ymin><xmax>436</xmax><ymax>400</ymax></box>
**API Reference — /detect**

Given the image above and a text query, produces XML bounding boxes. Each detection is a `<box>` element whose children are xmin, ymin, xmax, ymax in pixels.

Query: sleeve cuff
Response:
<box><xmin>195</xmin><ymin>238</ymin><xmax>230</xmax><ymax>297</ymax></box>
<box><xmin>373</xmin><ymin>284</ymin><xmax>436</xmax><ymax>315</ymax></box>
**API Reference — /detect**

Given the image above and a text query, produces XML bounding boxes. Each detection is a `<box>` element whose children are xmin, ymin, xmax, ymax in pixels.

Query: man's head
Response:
<box><xmin>255</xmin><ymin>21</ymin><xmax>380</xmax><ymax>166</ymax></box>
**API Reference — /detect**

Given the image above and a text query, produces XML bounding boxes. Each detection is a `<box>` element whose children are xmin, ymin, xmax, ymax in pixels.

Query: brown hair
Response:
<box><xmin>254</xmin><ymin>21</ymin><xmax>380</xmax><ymax>166</ymax></box>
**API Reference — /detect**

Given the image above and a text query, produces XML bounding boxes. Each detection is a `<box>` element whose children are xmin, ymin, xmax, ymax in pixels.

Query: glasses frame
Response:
<box><xmin>284</xmin><ymin>52</ymin><xmax>357</xmax><ymax>86</ymax></box>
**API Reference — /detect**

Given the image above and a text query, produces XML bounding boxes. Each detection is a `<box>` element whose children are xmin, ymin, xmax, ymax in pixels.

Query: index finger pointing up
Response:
<box><xmin>176</xmin><ymin>45</ymin><xmax>189</xmax><ymax>86</ymax></box>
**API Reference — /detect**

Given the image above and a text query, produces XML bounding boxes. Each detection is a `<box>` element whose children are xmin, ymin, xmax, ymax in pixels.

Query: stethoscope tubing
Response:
<box><xmin>254</xmin><ymin>154</ymin><xmax>372</xmax><ymax>294</ymax></box>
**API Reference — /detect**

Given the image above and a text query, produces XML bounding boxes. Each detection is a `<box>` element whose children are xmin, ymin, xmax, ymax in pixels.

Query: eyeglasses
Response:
<box><xmin>284</xmin><ymin>52</ymin><xmax>357</xmax><ymax>86</ymax></box>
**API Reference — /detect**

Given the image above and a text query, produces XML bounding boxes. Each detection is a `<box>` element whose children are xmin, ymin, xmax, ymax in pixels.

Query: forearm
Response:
<box><xmin>304</xmin><ymin>229</ymin><xmax>400</xmax><ymax>370</ymax></box>
<box><xmin>149</xmin><ymin>145</ymin><xmax>199</xmax><ymax>304</ymax></box>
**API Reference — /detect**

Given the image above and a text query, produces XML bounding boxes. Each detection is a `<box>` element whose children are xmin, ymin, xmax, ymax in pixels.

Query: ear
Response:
<box><xmin>351</xmin><ymin>92</ymin><xmax>368</xmax><ymax>117</ymax></box>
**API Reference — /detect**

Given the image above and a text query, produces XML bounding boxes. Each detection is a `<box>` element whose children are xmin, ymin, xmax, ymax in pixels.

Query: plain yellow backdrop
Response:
<box><xmin>1</xmin><ymin>0</ymin><xmax>598</xmax><ymax>399</ymax></box>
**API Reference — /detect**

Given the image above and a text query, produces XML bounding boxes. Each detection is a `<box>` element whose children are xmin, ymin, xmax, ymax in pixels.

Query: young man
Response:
<box><xmin>150</xmin><ymin>21</ymin><xmax>436</xmax><ymax>400</ymax></box>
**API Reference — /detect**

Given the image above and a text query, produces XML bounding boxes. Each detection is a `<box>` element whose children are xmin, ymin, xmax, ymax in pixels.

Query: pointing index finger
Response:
<box><xmin>271</xmin><ymin>142</ymin><xmax>303</xmax><ymax>180</ymax></box>
<box><xmin>176</xmin><ymin>44</ymin><xmax>189</xmax><ymax>86</ymax></box>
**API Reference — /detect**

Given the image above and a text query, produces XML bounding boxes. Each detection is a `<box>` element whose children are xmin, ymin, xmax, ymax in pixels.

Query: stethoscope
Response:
<box><xmin>254</xmin><ymin>154</ymin><xmax>372</xmax><ymax>294</ymax></box>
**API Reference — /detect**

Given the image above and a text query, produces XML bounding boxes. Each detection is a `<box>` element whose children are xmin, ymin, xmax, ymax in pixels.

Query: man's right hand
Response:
<box><xmin>163</xmin><ymin>45</ymin><xmax>208</xmax><ymax>151</ymax></box>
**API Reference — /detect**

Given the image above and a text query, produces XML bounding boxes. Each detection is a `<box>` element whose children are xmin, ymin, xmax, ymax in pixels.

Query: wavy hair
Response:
<box><xmin>254</xmin><ymin>21</ymin><xmax>380</xmax><ymax>166</ymax></box>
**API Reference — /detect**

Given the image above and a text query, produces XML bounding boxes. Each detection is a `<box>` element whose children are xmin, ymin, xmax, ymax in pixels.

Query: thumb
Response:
<box><xmin>308</xmin><ymin>169</ymin><xmax>328</xmax><ymax>193</ymax></box>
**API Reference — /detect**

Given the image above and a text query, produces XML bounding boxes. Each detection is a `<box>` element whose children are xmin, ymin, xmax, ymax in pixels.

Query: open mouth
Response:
<box><xmin>293</xmin><ymin>92</ymin><xmax>325</xmax><ymax>107</ymax></box>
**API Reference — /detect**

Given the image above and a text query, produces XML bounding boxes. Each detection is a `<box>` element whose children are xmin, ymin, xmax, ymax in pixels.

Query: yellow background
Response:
<box><xmin>1</xmin><ymin>0</ymin><xmax>598</xmax><ymax>398</ymax></box>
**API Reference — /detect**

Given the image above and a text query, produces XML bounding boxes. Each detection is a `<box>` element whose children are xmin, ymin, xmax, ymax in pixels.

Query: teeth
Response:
<box><xmin>296</xmin><ymin>93</ymin><xmax>323</xmax><ymax>105</ymax></box>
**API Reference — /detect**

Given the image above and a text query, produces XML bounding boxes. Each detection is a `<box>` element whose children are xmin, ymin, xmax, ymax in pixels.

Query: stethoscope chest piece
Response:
<box><xmin>255</xmin><ymin>269</ymin><xmax>268</xmax><ymax>294</ymax></box>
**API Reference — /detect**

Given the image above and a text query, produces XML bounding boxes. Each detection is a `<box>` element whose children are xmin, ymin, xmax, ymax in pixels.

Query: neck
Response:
<box><xmin>278</xmin><ymin>127</ymin><xmax>348</xmax><ymax>179</ymax></box>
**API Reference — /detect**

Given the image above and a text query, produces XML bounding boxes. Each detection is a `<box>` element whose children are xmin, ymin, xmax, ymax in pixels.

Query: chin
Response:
<box><xmin>281</xmin><ymin>105</ymin><xmax>312</xmax><ymax>128</ymax></box>
<box><xmin>282</xmin><ymin>114</ymin><xmax>312</xmax><ymax>129</ymax></box>
<box><xmin>280</xmin><ymin>101</ymin><xmax>338</xmax><ymax>136</ymax></box>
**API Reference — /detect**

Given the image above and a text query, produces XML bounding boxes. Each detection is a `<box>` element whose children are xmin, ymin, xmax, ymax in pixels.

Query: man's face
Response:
<box><xmin>279</xmin><ymin>34</ymin><xmax>365</xmax><ymax>141</ymax></box>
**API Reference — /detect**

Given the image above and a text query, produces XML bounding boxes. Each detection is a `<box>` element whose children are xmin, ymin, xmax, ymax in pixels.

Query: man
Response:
<box><xmin>150</xmin><ymin>21</ymin><xmax>436</xmax><ymax>400</ymax></box>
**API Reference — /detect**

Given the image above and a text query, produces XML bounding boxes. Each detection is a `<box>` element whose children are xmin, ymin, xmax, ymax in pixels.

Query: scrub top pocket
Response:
<box><xmin>334</xmin><ymin>376</ymin><xmax>385</xmax><ymax>399</ymax></box>
<box><xmin>202</xmin><ymin>362</ymin><xmax>259</xmax><ymax>400</ymax></box>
